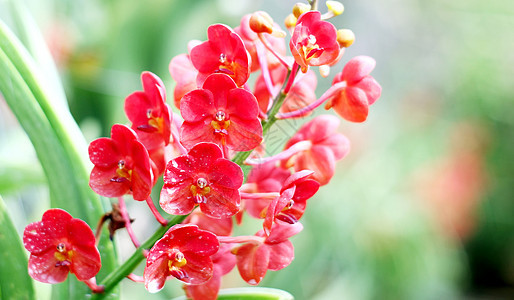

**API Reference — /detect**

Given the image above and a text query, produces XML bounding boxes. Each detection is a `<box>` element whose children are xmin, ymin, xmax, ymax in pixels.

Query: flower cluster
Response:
<box><xmin>23</xmin><ymin>1</ymin><xmax>381</xmax><ymax>299</ymax></box>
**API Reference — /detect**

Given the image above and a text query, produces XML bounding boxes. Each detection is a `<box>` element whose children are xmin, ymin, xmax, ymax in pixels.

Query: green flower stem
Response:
<box><xmin>91</xmin><ymin>215</ymin><xmax>187</xmax><ymax>300</ymax></box>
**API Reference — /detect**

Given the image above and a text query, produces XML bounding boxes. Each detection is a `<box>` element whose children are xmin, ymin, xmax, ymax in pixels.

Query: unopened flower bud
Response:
<box><xmin>337</xmin><ymin>29</ymin><xmax>355</xmax><ymax>48</ymax></box>
<box><xmin>326</xmin><ymin>1</ymin><xmax>344</xmax><ymax>16</ymax></box>
<box><xmin>319</xmin><ymin>65</ymin><xmax>331</xmax><ymax>78</ymax></box>
<box><xmin>284</xmin><ymin>13</ymin><xmax>297</xmax><ymax>30</ymax></box>
<box><xmin>293</xmin><ymin>3</ymin><xmax>310</xmax><ymax>18</ymax></box>
<box><xmin>250</xmin><ymin>11</ymin><xmax>274</xmax><ymax>34</ymax></box>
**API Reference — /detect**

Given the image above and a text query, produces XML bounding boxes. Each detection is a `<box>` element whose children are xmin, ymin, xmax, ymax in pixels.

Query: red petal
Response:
<box><xmin>184</xmin><ymin>267</ymin><xmax>222</xmax><ymax>300</ymax></box>
<box><xmin>180</xmin><ymin>89</ymin><xmax>214</xmax><ymax>123</ymax></box>
<box><xmin>208</xmin><ymin>159</ymin><xmax>243</xmax><ymax>189</ymax></box>
<box><xmin>88</xmin><ymin>138</ymin><xmax>120</xmax><ymax>167</ymax></box>
<box><xmin>179</xmin><ymin>253</ymin><xmax>214</xmax><ymax>284</ymax></box>
<box><xmin>89</xmin><ymin>165</ymin><xmax>131</xmax><ymax>198</ymax></box>
<box><xmin>144</xmin><ymin>255</ymin><xmax>169</xmax><ymax>293</ymax></box>
<box><xmin>160</xmin><ymin>182</ymin><xmax>195</xmax><ymax>215</ymax></box>
<box><xmin>23</xmin><ymin>209</ymin><xmax>72</xmax><ymax>254</ymax></box>
<box><xmin>110</xmin><ymin>124</ymin><xmax>139</xmax><ymax>151</ymax></box>
<box><xmin>234</xmin><ymin>243</ymin><xmax>269</xmax><ymax>285</ymax></box>
<box><xmin>202</xmin><ymin>73</ymin><xmax>236</xmax><ymax>108</ymax></box>
<box><xmin>188</xmin><ymin>143</ymin><xmax>224</xmax><ymax>172</ymax></box>
<box><xmin>225</xmin><ymin>117</ymin><xmax>263</xmax><ymax>151</ymax></box>
<box><xmin>226</xmin><ymin>88</ymin><xmax>259</xmax><ymax>120</ymax></box>
<box><xmin>28</xmin><ymin>249</ymin><xmax>69</xmax><ymax>284</ymax></box>
<box><xmin>180</xmin><ymin>120</ymin><xmax>218</xmax><ymax>150</ymax></box>
<box><xmin>200</xmin><ymin>186</ymin><xmax>240</xmax><ymax>219</ymax></box>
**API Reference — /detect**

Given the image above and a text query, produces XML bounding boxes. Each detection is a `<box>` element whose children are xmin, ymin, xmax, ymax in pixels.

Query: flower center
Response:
<box><xmin>168</xmin><ymin>249</ymin><xmax>188</xmax><ymax>280</ymax></box>
<box><xmin>111</xmin><ymin>159</ymin><xmax>132</xmax><ymax>183</ymax></box>
<box><xmin>190</xmin><ymin>177</ymin><xmax>211</xmax><ymax>204</ymax></box>
<box><xmin>54</xmin><ymin>242</ymin><xmax>73</xmax><ymax>267</ymax></box>
<box><xmin>300</xmin><ymin>34</ymin><xmax>324</xmax><ymax>63</ymax></box>
<box><xmin>211</xmin><ymin>110</ymin><xmax>230</xmax><ymax>136</ymax></box>
<box><xmin>137</xmin><ymin>109</ymin><xmax>164</xmax><ymax>133</ymax></box>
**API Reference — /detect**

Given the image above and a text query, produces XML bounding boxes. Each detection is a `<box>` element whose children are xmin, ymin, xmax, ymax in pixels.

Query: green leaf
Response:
<box><xmin>172</xmin><ymin>287</ymin><xmax>294</xmax><ymax>300</ymax></box>
<box><xmin>0</xmin><ymin>20</ymin><xmax>118</xmax><ymax>299</ymax></box>
<box><xmin>0</xmin><ymin>195</ymin><xmax>35</xmax><ymax>300</ymax></box>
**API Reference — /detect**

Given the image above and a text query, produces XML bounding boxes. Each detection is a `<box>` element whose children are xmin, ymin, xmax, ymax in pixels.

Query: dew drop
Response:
<box><xmin>219</xmin><ymin>53</ymin><xmax>227</xmax><ymax>64</ymax></box>
<box><xmin>118</xmin><ymin>160</ymin><xmax>126</xmax><ymax>169</ymax></box>
<box><xmin>56</xmin><ymin>243</ymin><xmax>66</xmax><ymax>252</ymax></box>
<box><xmin>146</xmin><ymin>109</ymin><xmax>153</xmax><ymax>118</ymax></box>
<box><xmin>197</xmin><ymin>177</ymin><xmax>208</xmax><ymax>188</ymax></box>
<box><xmin>215</xmin><ymin>111</ymin><xmax>226</xmax><ymax>121</ymax></box>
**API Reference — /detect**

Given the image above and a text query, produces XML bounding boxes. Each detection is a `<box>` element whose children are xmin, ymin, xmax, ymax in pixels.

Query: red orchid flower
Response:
<box><xmin>144</xmin><ymin>224</ymin><xmax>219</xmax><ymax>293</ymax></box>
<box><xmin>124</xmin><ymin>71</ymin><xmax>172</xmax><ymax>150</ymax></box>
<box><xmin>23</xmin><ymin>209</ymin><xmax>101</xmax><ymax>284</ymax></box>
<box><xmin>169</xmin><ymin>40</ymin><xmax>201</xmax><ymax>109</ymax></box>
<box><xmin>89</xmin><ymin>124</ymin><xmax>153</xmax><ymax>201</ymax></box>
<box><xmin>290</xmin><ymin>11</ymin><xmax>340</xmax><ymax>72</ymax></box>
<box><xmin>160</xmin><ymin>142</ymin><xmax>243</xmax><ymax>218</ymax></box>
<box><xmin>242</xmin><ymin>161</ymin><xmax>291</xmax><ymax>219</ymax></box>
<box><xmin>233</xmin><ymin>222</ymin><xmax>303</xmax><ymax>285</ymax></box>
<box><xmin>326</xmin><ymin>56</ymin><xmax>382</xmax><ymax>122</ymax></box>
<box><xmin>281</xmin><ymin>115</ymin><xmax>350</xmax><ymax>185</ymax></box>
<box><xmin>263</xmin><ymin>170</ymin><xmax>320</xmax><ymax>235</ymax></box>
<box><xmin>184</xmin><ymin>243</ymin><xmax>237</xmax><ymax>300</ymax></box>
<box><xmin>180</xmin><ymin>73</ymin><xmax>263</xmax><ymax>152</ymax></box>
<box><xmin>190</xmin><ymin>24</ymin><xmax>250</xmax><ymax>87</ymax></box>
<box><xmin>254</xmin><ymin>64</ymin><xmax>317</xmax><ymax>114</ymax></box>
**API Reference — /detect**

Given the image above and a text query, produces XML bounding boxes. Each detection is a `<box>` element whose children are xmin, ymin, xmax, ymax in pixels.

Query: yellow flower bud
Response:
<box><xmin>326</xmin><ymin>1</ymin><xmax>344</xmax><ymax>16</ymax></box>
<box><xmin>337</xmin><ymin>29</ymin><xmax>355</xmax><ymax>48</ymax></box>
<box><xmin>284</xmin><ymin>13</ymin><xmax>297</xmax><ymax>30</ymax></box>
<box><xmin>293</xmin><ymin>3</ymin><xmax>310</xmax><ymax>19</ymax></box>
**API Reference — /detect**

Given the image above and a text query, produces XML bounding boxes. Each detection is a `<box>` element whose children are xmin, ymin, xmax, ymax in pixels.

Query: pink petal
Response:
<box><xmin>266</xmin><ymin>240</ymin><xmax>294</xmax><ymax>271</ymax></box>
<box><xmin>234</xmin><ymin>243</ymin><xmax>269</xmax><ymax>285</ymax></box>
<box><xmin>342</xmin><ymin>56</ymin><xmax>376</xmax><ymax>85</ymax></box>
<box><xmin>266</xmin><ymin>221</ymin><xmax>304</xmax><ymax>244</ymax></box>
<box><xmin>333</xmin><ymin>86</ymin><xmax>369</xmax><ymax>122</ymax></box>
<box><xmin>354</xmin><ymin>75</ymin><xmax>382</xmax><ymax>105</ymax></box>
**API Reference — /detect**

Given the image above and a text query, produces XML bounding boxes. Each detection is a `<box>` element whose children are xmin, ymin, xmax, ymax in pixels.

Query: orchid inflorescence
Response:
<box><xmin>23</xmin><ymin>1</ymin><xmax>381</xmax><ymax>299</ymax></box>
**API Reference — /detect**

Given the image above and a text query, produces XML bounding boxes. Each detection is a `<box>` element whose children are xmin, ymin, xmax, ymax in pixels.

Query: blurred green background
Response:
<box><xmin>0</xmin><ymin>0</ymin><xmax>513</xmax><ymax>299</ymax></box>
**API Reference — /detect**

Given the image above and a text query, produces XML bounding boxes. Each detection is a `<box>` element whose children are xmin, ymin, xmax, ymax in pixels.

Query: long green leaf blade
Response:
<box><xmin>0</xmin><ymin>195</ymin><xmax>35</xmax><ymax>300</ymax></box>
